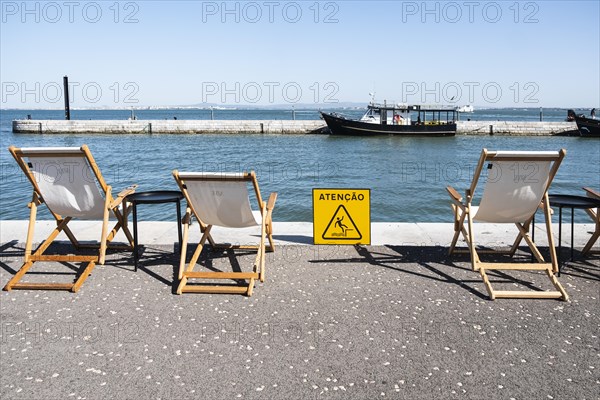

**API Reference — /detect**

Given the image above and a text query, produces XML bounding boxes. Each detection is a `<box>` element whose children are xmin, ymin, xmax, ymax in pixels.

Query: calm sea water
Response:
<box><xmin>1</xmin><ymin>108</ymin><xmax>598</xmax><ymax>223</ymax></box>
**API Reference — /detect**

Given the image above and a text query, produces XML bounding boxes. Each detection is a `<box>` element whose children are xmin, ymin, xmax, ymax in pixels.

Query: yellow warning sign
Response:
<box><xmin>313</xmin><ymin>189</ymin><xmax>370</xmax><ymax>245</ymax></box>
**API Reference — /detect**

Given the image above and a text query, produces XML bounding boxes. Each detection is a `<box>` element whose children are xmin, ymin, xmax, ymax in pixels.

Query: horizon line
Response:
<box><xmin>1</xmin><ymin>104</ymin><xmax>597</xmax><ymax>111</ymax></box>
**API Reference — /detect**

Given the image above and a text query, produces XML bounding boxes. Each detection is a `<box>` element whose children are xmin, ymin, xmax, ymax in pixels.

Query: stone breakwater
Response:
<box><xmin>12</xmin><ymin>119</ymin><xmax>578</xmax><ymax>135</ymax></box>
<box><xmin>457</xmin><ymin>120</ymin><xmax>578</xmax><ymax>136</ymax></box>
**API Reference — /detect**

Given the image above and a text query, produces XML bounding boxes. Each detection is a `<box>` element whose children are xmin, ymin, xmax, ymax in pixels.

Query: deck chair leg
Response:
<box><xmin>267</xmin><ymin>231</ymin><xmax>275</xmax><ymax>252</ymax></box>
<box><xmin>449</xmin><ymin>205</ymin><xmax>469</xmax><ymax>255</ymax></box>
<box><xmin>582</xmin><ymin>231</ymin><xmax>600</xmax><ymax>254</ymax></box>
<box><xmin>449</xmin><ymin>230</ymin><xmax>461</xmax><ymax>255</ymax></box>
<box><xmin>265</xmin><ymin>214</ymin><xmax>275</xmax><ymax>252</ymax></box>
<box><xmin>259</xmin><ymin>207</ymin><xmax>267</xmax><ymax>282</ymax></box>
<box><xmin>479</xmin><ymin>268</ymin><xmax>495</xmax><ymax>300</ymax></box>
<box><xmin>4</xmin><ymin>217</ymin><xmax>74</xmax><ymax>291</ymax></box>
<box><xmin>582</xmin><ymin>208</ymin><xmax>599</xmax><ymax>254</ymax></box>
<box><xmin>448</xmin><ymin>204</ymin><xmax>461</xmax><ymax>254</ymax></box>
<box><xmin>105</xmin><ymin>217</ymin><xmax>130</xmax><ymax>246</ymax></box>
<box><xmin>188</xmin><ymin>225</ymin><xmax>211</xmax><ymax>271</ymax></box>
<box><xmin>515</xmin><ymin>222</ymin><xmax>545</xmax><ymax>262</ymax></box>
<box><xmin>247</xmin><ymin>278</ymin><xmax>254</xmax><ymax>296</ymax></box>
<box><xmin>177</xmin><ymin>224</ymin><xmax>211</xmax><ymax>295</ymax></box>
<box><xmin>28</xmin><ymin>218</ymin><xmax>70</xmax><ymax>260</ymax></box>
<box><xmin>178</xmin><ymin>217</ymin><xmax>191</xmax><ymax>281</ymax></box>
<box><xmin>5</xmin><ymin>201</ymin><xmax>39</xmax><ymax>290</ymax></box>
<box><xmin>4</xmin><ymin>260</ymin><xmax>35</xmax><ymax>291</ymax></box>
<box><xmin>99</xmin><ymin>187</ymin><xmax>111</xmax><ymax>265</ymax></box>
<box><xmin>543</xmin><ymin>194</ymin><xmax>560</xmax><ymax>274</ymax></box>
<box><xmin>71</xmin><ymin>261</ymin><xmax>97</xmax><ymax>293</ymax></box>
<box><xmin>546</xmin><ymin>269</ymin><xmax>569</xmax><ymax>301</ymax></box>
<box><xmin>509</xmin><ymin>221</ymin><xmax>527</xmax><ymax>256</ymax></box>
<box><xmin>206</xmin><ymin>233</ymin><xmax>216</xmax><ymax>247</ymax></box>
<box><xmin>467</xmin><ymin>211</ymin><xmax>480</xmax><ymax>270</ymax></box>
<box><xmin>60</xmin><ymin>222</ymin><xmax>80</xmax><ymax>249</ymax></box>
<box><xmin>23</xmin><ymin>199</ymin><xmax>38</xmax><ymax>263</ymax></box>
<box><xmin>176</xmin><ymin>278</ymin><xmax>187</xmax><ymax>295</ymax></box>
<box><xmin>108</xmin><ymin>207</ymin><xmax>135</xmax><ymax>247</ymax></box>
<box><xmin>253</xmin><ymin>251</ymin><xmax>261</xmax><ymax>276</ymax></box>
<box><xmin>196</xmin><ymin>220</ymin><xmax>217</xmax><ymax>247</ymax></box>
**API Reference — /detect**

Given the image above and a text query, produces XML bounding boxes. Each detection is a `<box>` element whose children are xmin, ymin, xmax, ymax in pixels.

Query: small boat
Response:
<box><xmin>574</xmin><ymin>114</ymin><xmax>600</xmax><ymax>137</ymax></box>
<box><xmin>320</xmin><ymin>102</ymin><xmax>458</xmax><ymax>136</ymax></box>
<box><xmin>457</xmin><ymin>105</ymin><xmax>474</xmax><ymax>113</ymax></box>
<box><xmin>567</xmin><ymin>110</ymin><xmax>600</xmax><ymax>137</ymax></box>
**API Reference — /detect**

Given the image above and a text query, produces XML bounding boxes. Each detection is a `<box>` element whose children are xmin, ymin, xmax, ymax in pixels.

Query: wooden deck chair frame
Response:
<box><xmin>447</xmin><ymin>148</ymin><xmax>568</xmax><ymax>301</ymax></box>
<box><xmin>173</xmin><ymin>170</ymin><xmax>277</xmax><ymax>296</ymax></box>
<box><xmin>582</xmin><ymin>187</ymin><xmax>600</xmax><ymax>255</ymax></box>
<box><xmin>4</xmin><ymin>145</ymin><xmax>136</xmax><ymax>293</ymax></box>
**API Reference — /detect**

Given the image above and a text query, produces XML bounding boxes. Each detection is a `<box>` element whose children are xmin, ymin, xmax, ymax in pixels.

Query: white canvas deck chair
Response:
<box><xmin>447</xmin><ymin>149</ymin><xmax>568</xmax><ymax>300</ymax></box>
<box><xmin>173</xmin><ymin>171</ymin><xmax>277</xmax><ymax>296</ymax></box>
<box><xmin>4</xmin><ymin>145</ymin><xmax>136</xmax><ymax>292</ymax></box>
<box><xmin>582</xmin><ymin>187</ymin><xmax>600</xmax><ymax>255</ymax></box>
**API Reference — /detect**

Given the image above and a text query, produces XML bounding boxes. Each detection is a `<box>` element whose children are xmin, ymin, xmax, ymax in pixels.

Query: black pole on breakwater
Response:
<box><xmin>63</xmin><ymin>76</ymin><xmax>71</xmax><ymax>120</ymax></box>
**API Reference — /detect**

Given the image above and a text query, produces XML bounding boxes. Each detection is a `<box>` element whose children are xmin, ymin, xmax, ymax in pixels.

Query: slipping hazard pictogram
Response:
<box><xmin>313</xmin><ymin>188</ymin><xmax>370</xmax><ymax>245</ymax></box>
<box><xmin>322</xmin><ymin>205</ymin><xmax>362</xmax><ymax>240</ymax></box>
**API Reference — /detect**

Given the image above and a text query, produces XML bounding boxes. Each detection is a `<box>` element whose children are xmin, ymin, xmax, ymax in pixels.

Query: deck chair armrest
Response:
<box><xmin>539</xmin><ymin>198</ymin><xmax>554</xmax><ymax>214</ymax></box>
<box><xmin>182</xmin><ymin>207</ymin><xmax>192</xmax><ymax>225</ymax></box>
<box><xmin>266</xmin><ymin>192</ymin><xmax>277</xmax><ymax>211</ymax></box>
<box><xmin>583</xmin><ymin>187</ymin><xmax>600</xmax><ymax>200</ymax></box>
<box><xmin>446</xmin><ymin>186</ymin><xmax>462</xmax><ymax>202</ymax></box>
<box><xmin>109</xmin><ymin>184</ymin><xmax>138</xmax><ymax>209</ymax></box>
<box><xmin>263</xmin><ymin>193</ymin><xmax>277</xmax><ymax>225</ymax></box>
<box><xmin>29</xmin><ymin>191</ymin><xmax>43</xmax><ymax>208</ymax></box>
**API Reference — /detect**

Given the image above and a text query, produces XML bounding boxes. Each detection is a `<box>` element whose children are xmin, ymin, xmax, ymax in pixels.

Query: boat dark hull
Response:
<box><xmin>575</xmin><ymin>116</ymin><xmax>600</xmax><ymax>137</ymax></box>
<box><xmin>321</xmin><ymin>112</ymin><xmax>456</xmax><ymax>136</ymax></box>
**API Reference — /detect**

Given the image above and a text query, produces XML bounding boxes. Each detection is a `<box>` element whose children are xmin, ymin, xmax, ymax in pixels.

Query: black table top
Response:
<box><xmin>548</xmin><ymin>194</ymin><xmax>600</xmax><ymax>209</ymax></box>
<box><xmin>125</xmin><ymin>190</ymin><xmax>184</xmax><ymax>204</ymax></box>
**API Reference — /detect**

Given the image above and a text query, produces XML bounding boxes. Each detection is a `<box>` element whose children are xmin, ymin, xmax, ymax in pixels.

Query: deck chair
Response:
<box><xmin>4</xmin><ymin>145</ymin><xmax>136</xmax><ymax>292</ymax></box>
<box><xmin>582</xmin><ymin>187</ymin><xmax>600</xmax><ymax>255</ymax></box>
<box><xmin>172</xmin><ymin>170</ymin><xmax>276</xmax><ymax>296</ymax></box>
<box><xmin>447</xmin><ymin>149</ymin><xmax>568</xmax><ymax>301</ymax></box>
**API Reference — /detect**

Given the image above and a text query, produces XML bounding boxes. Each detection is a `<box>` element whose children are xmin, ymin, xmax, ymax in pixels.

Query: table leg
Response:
<box><xmin>176</xmin><ymin>198</ymin><xmax>183</xmax><ymax>249</ymax></box>
<box><xmin>558</xmin><ymin>206</ymin><xmax>562</xmax><ymax>276</ymax></box>
<box><xmin>133</xmin><ymin>202</ymin><xmax>139</xmax><ymax>272</ymax></box>
<box><xmin>570</xmin><ymin>207</ymin><xmax>574</xmax><ymax>261</ymax></box>
<box><xmin>531</xmin><ymin>212</ymin><xmax>535</xmax><ymax>262</ymax></box>
<box><xmin>531</xmin><ymin>212</ymin><xmax>535</xmax><ymax>243</ymax></box>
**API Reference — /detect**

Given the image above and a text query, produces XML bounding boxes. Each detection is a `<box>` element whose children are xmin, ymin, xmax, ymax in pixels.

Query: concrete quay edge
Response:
<box><xmin>1</xmin><ymin>220</ymin><xmax>596</xmax><ymax>248</ymax></box>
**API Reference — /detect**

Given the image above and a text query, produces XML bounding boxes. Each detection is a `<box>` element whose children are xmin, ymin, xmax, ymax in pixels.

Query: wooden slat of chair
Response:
<box><xmin>181</xmin><ymin>285</ymin><xmax>251</xmax><ymax>295</ymax></box>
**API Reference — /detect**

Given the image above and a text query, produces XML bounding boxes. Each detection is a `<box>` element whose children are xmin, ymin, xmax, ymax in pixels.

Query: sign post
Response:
<box><xmin>312</xmin><ymin>188</ymin><xmax>370</xmax><ymax>245</ymax></box>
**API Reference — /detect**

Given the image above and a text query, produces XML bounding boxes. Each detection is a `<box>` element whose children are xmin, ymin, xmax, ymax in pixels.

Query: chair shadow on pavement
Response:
<box><xmin>0</xmin><ymin>241</ymin><xmax>21</xmax><ymax>275</ymax></box>
<box><xmin>132</xmin><ymin>244</ymin><xmax>251</xmax><ymax>294</ymax></box>
<box><xmin>557</xmin><ymin>250</ymin><xmax>600</xmax><ymax>281</ymax></box>
<box><xmin>308</xmin><ymin>244</ymin><xmax>600</xmax><ymax>300</ymax></box>
<box><xmin>0</xmin><ymin>240</ymin><xmax>103</xmax><ymax>280</ymax></box>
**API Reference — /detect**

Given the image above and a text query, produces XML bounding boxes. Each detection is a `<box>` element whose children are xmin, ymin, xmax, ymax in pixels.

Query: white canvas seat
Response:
<box><xmin>447</xmin><ymin>149</ymin><xmax>568</xmax><ymax>300</ymax></box>
<box><xmin>173</xmin><ymin>171</ymin><xmax>276</xmax><ymax>296</ymax></box>
<box><xmin>4</xmin><ymin>145</ymin><xmax>136</xmax><ymax>292</ymax></box>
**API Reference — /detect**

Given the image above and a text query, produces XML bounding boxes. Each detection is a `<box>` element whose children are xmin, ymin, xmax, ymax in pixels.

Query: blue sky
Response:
<box><xmin>1</xmin><ymin>0</ymin><xmax>599</xmax><ymax>108</ymax></box>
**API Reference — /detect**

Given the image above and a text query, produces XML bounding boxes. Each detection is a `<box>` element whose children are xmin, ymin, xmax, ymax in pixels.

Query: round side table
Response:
<box><xmin>125</xmin><ymin>190</ymin><xmax>184</xmax><ymax>271</ymax></box>
<box><xmin>548</xmin><ymin>194</ymin><xmax>600</xmax><ymax>275</ymax></box>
